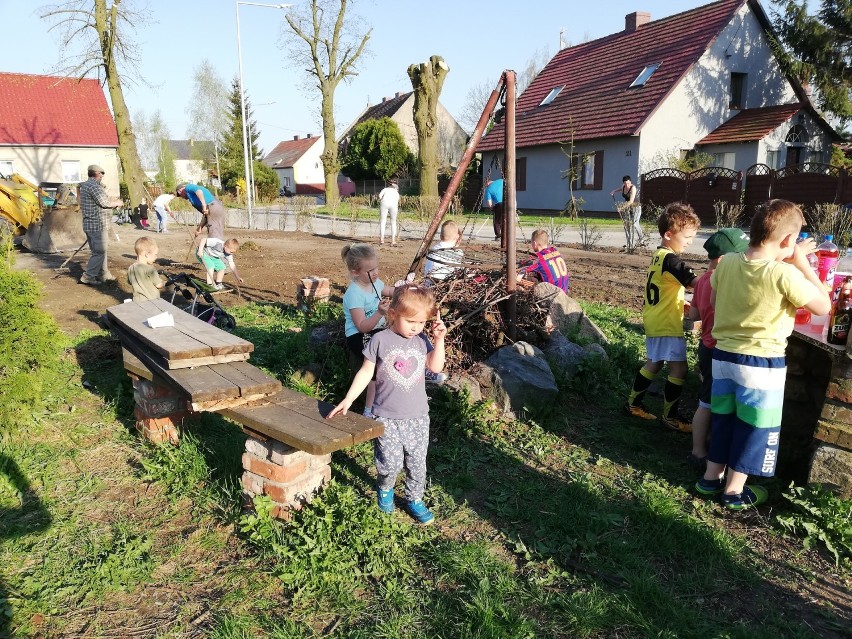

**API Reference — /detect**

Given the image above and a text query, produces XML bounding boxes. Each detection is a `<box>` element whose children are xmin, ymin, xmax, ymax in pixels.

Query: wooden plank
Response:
<box><xmin>122</xmin><ymin>348</ymin><xmax>154</xmax><ymax>381</ymax></box>
<box><xmin>147</xmin><ymin>298</ymin><xmax>253</xmax><ymax>356</ymax></box>
<box><xmin>221</xmin><ymin>403</ymin><xmax>353</xmax><ymax>455</ymax></box>
<box><xmin>264</xmin><ymin>388</ymin><xmax>383</xmax><ymax>445</ymax></box>
<box><xmin>212</xmin><ymin>361</ymin><xmax>282</xmax><ymax>397</ymax></box>
<box><xmin>107</xmin><ymin>301</ymin><xmax>213</xmax><ymax>361</ymax></box>
<box><xmin>191</xmin><ymin>392</ymin><xmax>276</xmax><ymax>413</ymax></box>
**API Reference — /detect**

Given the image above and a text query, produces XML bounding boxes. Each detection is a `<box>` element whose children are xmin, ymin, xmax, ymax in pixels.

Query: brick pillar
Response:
<box><xmin>809</xmin><ymin>362</ymin><xmax>852</xmax><ymax>497</ymax></box>
<box><xmin>130</xmin><ymin>377</ymin><xmax>188</xmax><ymax>445</ymax></box>
<box><xmin>241</xmin><ymin>431</ymin><xmax>332</xmax><ymax>520</ymax></box>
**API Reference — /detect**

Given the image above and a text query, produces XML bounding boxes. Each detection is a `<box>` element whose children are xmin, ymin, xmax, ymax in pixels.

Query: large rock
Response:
<box><xmin>445</xmin><ymin>374</ymin><xmax>483</xmax><ymax>404</ymax></box>
<box><xmin>477</xmin><ymin>341</ymin><xmax>558</xmax><ymax>417</ymax></box>
<box><xmin>544</xmin><ymin>332</ymin><xmax>609</xmax><ymax>377</ymax></box>
<box><xmin>532</xmin><ymin>282</ymin><xmax>609</xmax><ymax>345</ymax></box>
<box><xmin>808</xmin><ymin>443</ymin><xmax>852</xmax><ymax>498</ymax></box>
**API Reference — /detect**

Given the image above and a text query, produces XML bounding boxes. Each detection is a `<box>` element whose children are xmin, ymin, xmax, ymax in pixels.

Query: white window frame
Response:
<box><xmin>0</xmin><ymin>160</ymin><xmax>13</xmax><ymax>176</ymax></box>
<box><xmin>539</xmin><ymin>86</ymin><xmax>564</xmax><ymax>106</ymax></box>
<box><xmin>61</xmin><ymin>160</ymin><xmax>81</xmax><ymax>183</ymax></box>
<box><xmin>629</xmin><ymin>63</ymin><xmax>661</xmax><ymax>88</ymax></box>
<box><xmin>582</xmin><ymin>153</ymin><xmax>595</xmax><ymax>187</ymax></box>
<box><xmin>765</xmin><ymin>150</ymin><xmax>781</xmax><ymax>170</ymax></box>
<box><xmin>712</xmin><ymin>152</ymin><xmax>736</xmax><ymax>170</ymax></box>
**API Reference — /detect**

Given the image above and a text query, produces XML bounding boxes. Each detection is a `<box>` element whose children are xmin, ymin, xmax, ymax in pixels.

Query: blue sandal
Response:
<box><xmin>720</xmin><ymin>485</ymin><xmax>768</xmax><ymax>510</ymax></box>
<box><xmin>695</xmin><ymin>477</ymin><xmax>725</xmax><ymax>496</ymax></box>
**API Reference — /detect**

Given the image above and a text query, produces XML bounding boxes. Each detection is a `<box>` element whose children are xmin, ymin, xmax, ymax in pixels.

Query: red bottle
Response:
<box><xmin>827</xmin><ymin>277</ymin><xmax>852</xmax><ymax>345</ymax></box>
<box><xmin>817</xmin><ymin>235</ymin><xmax>840</xmax><ymax>289</ymax></box>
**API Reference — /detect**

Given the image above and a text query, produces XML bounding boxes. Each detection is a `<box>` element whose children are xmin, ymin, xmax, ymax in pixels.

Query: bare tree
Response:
<box><xmin>185</xmin><ymin>59</ymin><xmax>229</xmax><ymax>147</ymax></box>
<box><xmin>41</xmin><ymin>0</ymin><xmax>148</xmax><ymax>205</ymax></box>
<box><xmin>283</xmin><ymin>0</ymin><xmax>371</xmax><ymax>206</ymax></box>
<box><xmin>408</xmin><ymin>55</ymin><xmax>450</xmax><ymax>198</ymax></box>
<box><xmin>132</xmin><ymin>109</ymin><xmax>169</xmax><ymax>171</ymax></box>
<box><xmin>457</xmin><ymin>47</ymin><xmax>551</xmax><ymax>133</ymax></box>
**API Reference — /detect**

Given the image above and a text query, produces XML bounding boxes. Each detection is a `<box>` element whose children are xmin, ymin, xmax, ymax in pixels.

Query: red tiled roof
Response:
<box><xmin>696</xmin><ymin>104</ymin><xmax>801</xmax><ymax>144</ymax></box>
<box><xmin>263</xmin><ymin>136</ymin><xmax>321</xmax><ymax>168</ymax></box>
<box><xmin>0</xmin><ymin>72</ymin><xmax>118</xmax><ymax>147</ymax></box>
<box><xmin>479</xmin><ymin>0</ymin><xmax>746</xmax><ymax>151</ymax></box>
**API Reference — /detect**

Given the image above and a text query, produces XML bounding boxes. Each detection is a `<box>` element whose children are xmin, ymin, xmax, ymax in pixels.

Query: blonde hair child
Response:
<box><xmin>328</xmin><ymin>284</ymin><xmax>447</xmax><ymax>524</ymax></box>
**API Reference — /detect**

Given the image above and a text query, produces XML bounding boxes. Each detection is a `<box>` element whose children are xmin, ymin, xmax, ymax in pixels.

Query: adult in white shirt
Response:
<box><xmin>378</xmin><ymin>180</ymin><xmax>400</xmax><ymax>246</ymax></box>
<box><xmin>152</xmin><ymin>192</ymin><xmax>175</xmax><ymax>233</ymax></box>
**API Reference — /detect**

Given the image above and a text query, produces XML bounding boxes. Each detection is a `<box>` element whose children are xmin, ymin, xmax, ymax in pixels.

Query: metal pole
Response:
<box><xmin>236</xmin><ymin>2</ymin><xmax>253</xmax><ymax>227</ymax></box>
<box><xmin>407</xmin><ymin>74</ymin><xmax>507</xmax><ymax>277</ymax></box>
<box><xmin>504</xmin><ymin>70</ymin><xmax>517</xmax><ymax>341</ymax></box>
<box><xmin>214</xmin><ymin>140</ymin><xmax>222</xmax><ymax>196</ymax></box>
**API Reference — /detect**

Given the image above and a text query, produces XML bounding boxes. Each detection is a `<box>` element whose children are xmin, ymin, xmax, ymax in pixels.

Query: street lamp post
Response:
<box><xmin>236</xmin><ymin>1</ymin><xmax>291</xmax><ymax>228</ymax></box>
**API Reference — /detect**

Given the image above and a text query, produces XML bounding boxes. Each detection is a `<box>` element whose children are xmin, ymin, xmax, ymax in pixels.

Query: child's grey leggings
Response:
<box><xmin>373</xmin><ymin>414</ymin><xmax>430</xmax><ymax>501</ymax></box>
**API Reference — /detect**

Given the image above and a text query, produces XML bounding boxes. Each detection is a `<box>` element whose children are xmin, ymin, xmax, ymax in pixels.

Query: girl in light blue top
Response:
<box><xmin>341</xmin><ymin>243</ymin><xmax>395</xmax><ymax>417</ymax></box>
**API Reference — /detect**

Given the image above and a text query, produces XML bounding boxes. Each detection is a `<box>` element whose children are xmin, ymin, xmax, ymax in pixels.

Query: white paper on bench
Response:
<box><xmin>145</xmin><ymin>312</ymin><xmax>175</xmax><ymax>328</ymax></box>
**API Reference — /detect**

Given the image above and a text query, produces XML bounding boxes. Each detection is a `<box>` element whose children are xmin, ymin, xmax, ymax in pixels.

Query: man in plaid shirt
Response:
<box><xmin>79</xmin><ymin>164</ymin><xmax>123</xmax><ymax>285</ymax></box>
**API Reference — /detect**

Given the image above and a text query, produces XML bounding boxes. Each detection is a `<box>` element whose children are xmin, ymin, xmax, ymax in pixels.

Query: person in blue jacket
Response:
<box><xmin>483</xmin><ymin>178</ymin><xmax>504</xmax><ymax>242</ymax></box>
<box><xmin>176</xmin><ymin>183</ymin><xmax>225</xmax><ymax>240</ymax></box>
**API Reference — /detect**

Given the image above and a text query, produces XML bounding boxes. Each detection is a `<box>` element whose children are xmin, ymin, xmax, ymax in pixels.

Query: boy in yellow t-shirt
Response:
<box><xmin>695</xmin><ymin>200</ymin><xmax>829</xmax><ymax>510</ymax></box>
<box><xmin>626</xmin><ymin>202</ymin><xmax>700</xmax><ymax>432</ymax></box>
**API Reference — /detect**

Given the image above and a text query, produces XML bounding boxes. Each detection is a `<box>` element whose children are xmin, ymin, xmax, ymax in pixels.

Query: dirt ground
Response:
<box><xmin>15</xmin><ymin>225</ymin><xmax>706</xmax><ymax>334</ymax></box>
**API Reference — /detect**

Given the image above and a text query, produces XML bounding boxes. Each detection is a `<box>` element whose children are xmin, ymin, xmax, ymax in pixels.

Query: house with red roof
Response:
<box><xmin>0</xmin><ymin>72</ymin><xmax>120</xmax><ymax>196</ymax></box>
<box><xmin>477</xmin><ymin>0</ymin><xmax>838</xmax><ymax>214</ymax></box>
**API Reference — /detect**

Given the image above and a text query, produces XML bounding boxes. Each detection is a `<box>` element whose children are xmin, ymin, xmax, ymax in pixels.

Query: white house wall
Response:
<box><xmin>293</xmin><ymin>138</ymin><xmax>325</xmax><ymax>184</ymax></box>
<box><xmin>173</xmin><ymin>159</ymin><xmax>207</xmax><ymax>185</ymax></box>
<box><xmin>639</xmin><ymin>2</ymin><xmax>797</xmax><ymax>173</ymax></box>
<box><xmin>0</xmin><ymin>145</ymin><xmax>120</xmax><ymax>196</ymax></box>
<box><xmin>759</xmin><ymin>112</ymin><xmax>831</xmax><ymax>164</ymax></box>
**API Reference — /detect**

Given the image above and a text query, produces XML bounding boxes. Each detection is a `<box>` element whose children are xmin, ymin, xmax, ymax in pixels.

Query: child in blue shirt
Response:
<box><xmin>341</xmin><ymin>243</ymin><xmax>395</xmax><ymax>418</ymax></box>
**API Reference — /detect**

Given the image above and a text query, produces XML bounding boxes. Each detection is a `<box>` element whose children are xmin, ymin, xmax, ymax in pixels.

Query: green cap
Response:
<box><xmin>704</xmin><ymin>228</ymin><xmax>750</xmax><ymax>260</ymax></box>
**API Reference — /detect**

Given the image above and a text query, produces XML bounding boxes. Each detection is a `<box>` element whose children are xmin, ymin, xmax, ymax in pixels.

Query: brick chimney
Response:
<box><xmin>381</xmin><ymin>97</ymin><xmax>387</xmax><ymax>103</ymax></box>
<box><xmin>306</xmin><ymin>133</ymin><xmax>312</xmax><ymax>139</ymax></box>
<box><xmin>395</xmin><ymin>91</ymin><xmax>401</xmax><ymax>98</ymax></box>
<box><xmin>293</xmin><ymin>135</ymin><xmax>300</xmax><ymax>141</ymax></box>
<box><xmin>625</xmin><ymin>11</ymin><xmax>651</xmax><ymax>32</ymax></box>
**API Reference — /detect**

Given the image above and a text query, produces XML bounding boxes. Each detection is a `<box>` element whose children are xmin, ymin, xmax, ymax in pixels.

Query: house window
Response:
<box><xmin>629</xmin><ymin>63</ymin><xmax>660</xmax><ymax>88</ymax></box>
<box><xmin>539</xmin><ymin>86</ymin><xmax>564</xmax><ymax>106</ymax></box>
<box><xmin>730</xmin><ymin>72</ymin><xmax>747</xmax><ymax>109</ymax></box>
<box><xmin>282</xmin><ymin>176</ymin><xmax>291</xmax><ymax>186</ymax></box>
<box><xmin>0</xmin><ymin>160</ymin><xmax>13</xmax><ymax>176</ymax></box>
<box><xmin>574</xmin><ymin>151</ymin><xmax>604</xmax><ymax>190</ymax></box>
<box><xmin>765</xmin><ymin>150</ymin><xmax>781</xmax><ymax>169</ymax></box>
<box><xmin>711</xmin><ymin>152</ymin><xmax>736</xmax><ymax>170</ymax></box>
<box><xmin>516</xmin><ymin>157</ymin><xmax>527</xmax><ymax>192</ymax></box>
<box><xmin>61</xmin><ymin>160</ymin><xmax>81</xmax><ymax>183</ymax></box>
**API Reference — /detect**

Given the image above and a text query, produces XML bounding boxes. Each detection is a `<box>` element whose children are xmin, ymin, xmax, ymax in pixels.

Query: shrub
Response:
<box><xmin>0</xmin><ymin>236</ymin><xmax>66</xmax><ymax>435</ymax></box>
<box><xmin>713</xmin><ymin>201</ymin><xmax>744</xmax><ymax>229</ymax></box>
<box><xmin>777</xmin><ymin>484</ymin><xmax>852</xmax><ymax>567</ymax></box>
<box><xmin>577</xmin><ymin>218</ymin><xmax>603</xmax><ymax>250</ymax></box>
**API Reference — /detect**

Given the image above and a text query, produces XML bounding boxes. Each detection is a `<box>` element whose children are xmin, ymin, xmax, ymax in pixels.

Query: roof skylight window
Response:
<box><xmin>539</xmin><ymin>86</ymin><xmax>564</xmax><ymax>106</ymax></box>
<box><xmin>629</xmin><ymin>63</ymin><xmax>660</xmax><ymax>88</ymax></box>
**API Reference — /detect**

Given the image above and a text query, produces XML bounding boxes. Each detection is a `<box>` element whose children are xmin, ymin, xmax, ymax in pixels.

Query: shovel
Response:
<box><xmin>52</xmin><ymin>240</ymin><xmax>89</xmax><ymax>278</ymax></box>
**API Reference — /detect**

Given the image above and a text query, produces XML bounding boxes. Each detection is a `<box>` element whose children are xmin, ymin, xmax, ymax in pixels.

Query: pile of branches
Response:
<box><xmin>430</xmin><ymin>270</ymin><xmax>552</xmax><ymax>374</ymax></box>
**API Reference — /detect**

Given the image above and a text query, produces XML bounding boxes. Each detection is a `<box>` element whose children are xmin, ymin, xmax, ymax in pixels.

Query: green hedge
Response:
<box><xmin>0</xmin><ymin>238</ymin><xmax>66</xmax><ymax>434</ymax></box>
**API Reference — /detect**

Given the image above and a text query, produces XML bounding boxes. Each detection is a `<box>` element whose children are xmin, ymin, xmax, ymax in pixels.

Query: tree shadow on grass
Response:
<box><xmin>0</xmin><ymin>454</ymin><xmax>53</xmax><ymax>637</ymax></box>
<box><xmin>414</xmin><ymin>389</ymin><xmax>852</xmax><ymax>639</ymax></box>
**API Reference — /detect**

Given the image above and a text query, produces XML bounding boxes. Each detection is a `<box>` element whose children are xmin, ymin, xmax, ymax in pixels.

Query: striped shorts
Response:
<box><xmin>708</xmin><ymin>348</ymin><xmax>786</xmax><ymax>477</ymax></box>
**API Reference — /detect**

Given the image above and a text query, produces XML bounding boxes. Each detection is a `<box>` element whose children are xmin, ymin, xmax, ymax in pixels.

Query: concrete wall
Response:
<box><xmin>640</xmin><ymin>2</ymin><xmax>798</xmax><ymax>174</ymax></box>
<box><xmin>0</xmin><ymin>145</ymin><xmax>121</xmax><ymax>196</ymax></box>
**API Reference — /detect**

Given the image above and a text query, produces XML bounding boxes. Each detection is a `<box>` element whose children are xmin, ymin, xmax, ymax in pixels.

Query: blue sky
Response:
<box><xmin>3</xmin><ymin>0</ymin><xmax>705</xmax><ymax>155</ymax></box>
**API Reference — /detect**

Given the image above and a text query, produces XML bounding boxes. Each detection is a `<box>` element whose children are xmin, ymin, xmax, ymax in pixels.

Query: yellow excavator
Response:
<box><xmin>0</xmin><ymin>173</ymin><xmax>85</xmax><ymax>252</ymax></box>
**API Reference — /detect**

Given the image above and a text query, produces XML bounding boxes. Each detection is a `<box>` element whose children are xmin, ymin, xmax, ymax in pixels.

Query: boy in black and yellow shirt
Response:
<box><xmin>627</xmin><ymin>202</ymin><xmax>701</xmax><ymax>432</ymax></box>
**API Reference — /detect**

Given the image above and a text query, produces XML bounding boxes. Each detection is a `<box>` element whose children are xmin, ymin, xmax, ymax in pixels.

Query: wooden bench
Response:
<box><xmin>107</xmin><ymin>300</ymin><xmax>383</xmax><ymax>519</ymax></box>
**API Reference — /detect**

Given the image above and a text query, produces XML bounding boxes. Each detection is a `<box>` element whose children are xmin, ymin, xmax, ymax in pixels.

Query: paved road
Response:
<box><xmin>202</xmin><ymin>204</ymin><xmax>719</xmax><ymax>251</ymax></box>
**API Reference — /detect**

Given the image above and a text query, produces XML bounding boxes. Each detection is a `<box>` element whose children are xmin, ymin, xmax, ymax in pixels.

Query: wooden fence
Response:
<box><xmin>641</xmin><ymin>163</ymin><xmax>852</xmax><ymax>225</ymax></box>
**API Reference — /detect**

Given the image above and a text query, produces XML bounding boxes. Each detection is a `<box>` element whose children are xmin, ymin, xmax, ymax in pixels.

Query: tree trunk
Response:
<box><xmin>408</xmin><ymin>55</ymin><xmax>450</xmax><ymax>197</ymax></box>
<box><xmin>320</xmin><ymin>87</ymin><xmax>340</xmax><ymax>208</ymax></box>
<box><xmin>96</xmin><ymin>0</ymin><xmax>146</xmax><ymax>206</ymax></box>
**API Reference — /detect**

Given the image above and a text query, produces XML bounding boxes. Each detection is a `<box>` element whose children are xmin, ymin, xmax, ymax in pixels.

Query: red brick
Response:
<box><xmin>134</xmin><ymin>395</ymin><xmax>187</xmax><ymax>418</ymax></box>
<box><xmin>826</xmin><ymin>379</ymin><xmax>852</xmax><ymax>404</ymax></box>
<box><xmin>814</xmin><ymin>419</ymin><xmax>852</xmax><ymax>449</ymax></box>
<box><xmin>242</xmin><ymin>453</ymin><xmax>308</xmax><ymax>483</ymax></box>
<box><xmin>241</xmin><ymin>471</ymin><xmax>264</xmax><ymax>495</ymax></box>
<box><xmin>262</xmin><ymin>466</ymin><xmax>330</xmax><ymax>505</ymax></box>
<box><xmin>820</xmin><ymin>401</ymin><xmax>852</xmax><ymax>426</ymax></box>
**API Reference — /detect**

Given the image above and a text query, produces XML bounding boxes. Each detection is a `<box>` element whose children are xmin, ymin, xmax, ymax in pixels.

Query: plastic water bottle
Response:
<box><xmin>817</xmin><ymin>234</ymin><xmax>840</xmax><ymax>289</ymax></box>
<box><xmin>832</xmin><ymin>246</ymin><xmax>852</xmax><ymax>302</ymax></box>
<box><xmin>798</xmin><ymin>232</ymin><xmax>819</xmax><ymax>276</ymax></box>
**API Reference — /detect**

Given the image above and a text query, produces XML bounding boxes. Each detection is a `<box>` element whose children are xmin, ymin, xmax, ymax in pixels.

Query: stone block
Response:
<box><xmin>241</xmin><ymin>470</ymin><xmax>264</xmax><ymax>496</ymax></box>
<box><xmin>478</xmin><ymin>341</ymin><xmax>558</xmax><ymax>417</ymax></box>
<box><xmin>820</xmin><ymin>401</ymin><xmax>852</xmax><ymax>427</ymax></box>
<box><xmin>813</xmin><ymin>418</ymin><xmax>852</xmax><ymax>449</ymax></box>
<box><xmin>270</xmin><ymin>443</ymin><xmax>310</xmax><ymax>466</ymax></box>
<box><xmin>808</xmin><ymin>443</ymin><xmax>852</xmax><ymax>498</ymax></box>
<box><xmin>245</xmin><ymin>436</ymin><xmax>273</xmax><ymax>460</ymax></box>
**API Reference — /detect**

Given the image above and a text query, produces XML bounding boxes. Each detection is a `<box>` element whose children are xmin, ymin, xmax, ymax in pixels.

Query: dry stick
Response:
<box><xmin>447</xmin><ymin>294</ymin><xmax>513</xmax><ymax>334</ymax></box>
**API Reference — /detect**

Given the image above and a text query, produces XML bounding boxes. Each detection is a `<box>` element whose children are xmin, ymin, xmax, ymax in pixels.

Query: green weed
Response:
<box><xmin>777</xmin><ymin>484</ymin><xmax>852</xmax><ymax>567</ymax></box>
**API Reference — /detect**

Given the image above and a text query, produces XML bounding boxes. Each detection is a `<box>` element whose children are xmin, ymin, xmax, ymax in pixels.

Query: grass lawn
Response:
<box><xmin>1</xmin><ymin>299</ymin><xmax>850</xmax><ymax>637</ymax></box>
